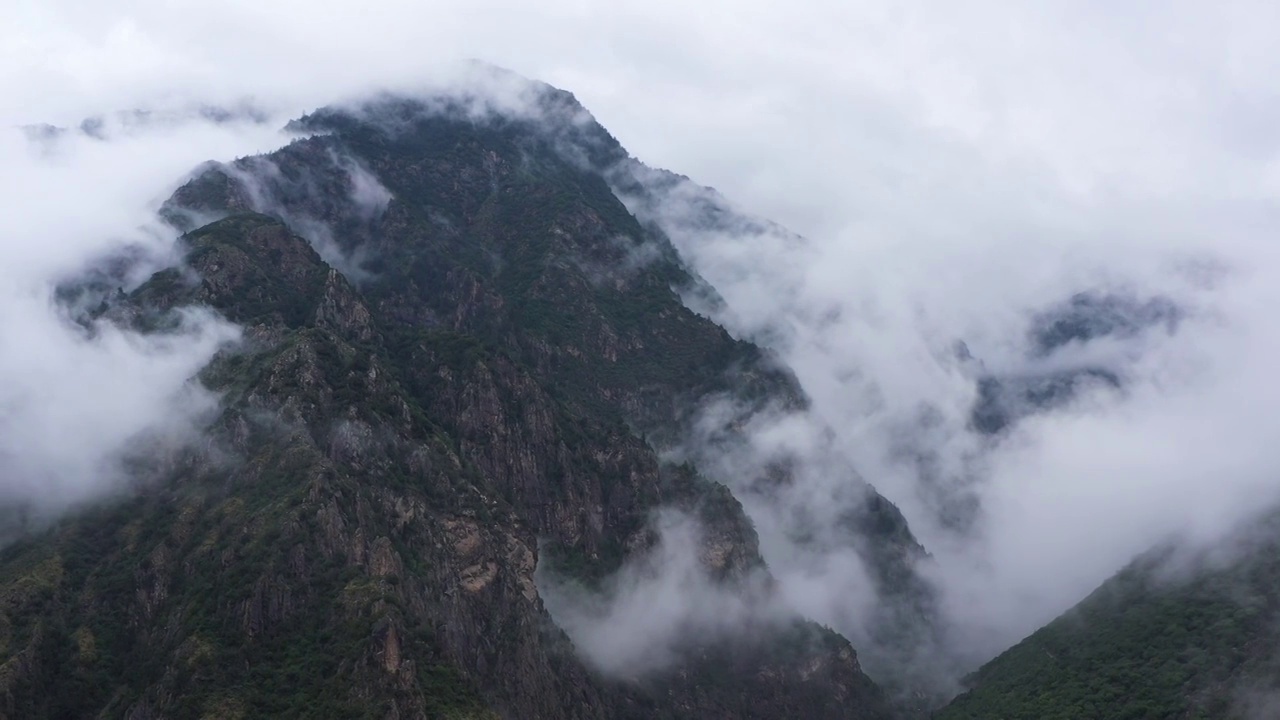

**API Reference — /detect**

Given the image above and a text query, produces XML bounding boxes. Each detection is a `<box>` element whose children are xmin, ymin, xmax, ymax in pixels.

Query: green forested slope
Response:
<box><xmin>938</xmin><ymin>516</ymin><xmax>1280</xmax><ymax>720</ymax></box>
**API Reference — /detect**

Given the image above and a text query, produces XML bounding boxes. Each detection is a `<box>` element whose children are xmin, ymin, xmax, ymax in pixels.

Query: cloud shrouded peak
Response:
<box><xmin>6</xmin><ymin>0</ymin><xmax>1280</xmax><ymax>705</ymax></box>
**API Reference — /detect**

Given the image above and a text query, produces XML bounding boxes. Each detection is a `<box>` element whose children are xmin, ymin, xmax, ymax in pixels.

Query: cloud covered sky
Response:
<box><xmin>8</xmin><ymin>0</ymin><xmax>1280</xmax><ymax>680</ymax></box>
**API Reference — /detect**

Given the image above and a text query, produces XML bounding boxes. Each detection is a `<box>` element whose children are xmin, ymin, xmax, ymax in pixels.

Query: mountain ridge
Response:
<box><xmin>937</xmin><ymin>511</ymin><xmax>1280</xmax><ymax>720</ymax></box>
<box><xmin>0</xmin><ymin>75</ymin><xmax>914</xmax><ymax>719</ymax></box>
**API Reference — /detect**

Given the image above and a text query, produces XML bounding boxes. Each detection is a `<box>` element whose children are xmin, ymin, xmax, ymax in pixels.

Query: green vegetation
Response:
<box><xmin>937</xmin><ymin>521</ymin><xmax>1280</xmax><ymax>720</ymax></box>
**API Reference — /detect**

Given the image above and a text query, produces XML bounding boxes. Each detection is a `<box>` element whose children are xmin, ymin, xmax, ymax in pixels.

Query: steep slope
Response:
<box><xmin>166</xmin><ymin>75</ymin><xmax>939</xmax><ymax>696</ymax></box>
<box><xmin>605</xmin><ymin>157</ymin><xmax>950</xmax><ymax>709</ymax></box>
<box><xmin>0</xmin><ymin>77</ymin><xmax>909</xmax><ymax>719</ymax></box>
<box><xmin>937</xmin><ymin>513</ymin><xmax>1280</xmax><ymax>720</ymax></box>
<box><xmin>167</xmin><ymin>87</ymin><xmax>804</xmax><ymax>439</ymax></box>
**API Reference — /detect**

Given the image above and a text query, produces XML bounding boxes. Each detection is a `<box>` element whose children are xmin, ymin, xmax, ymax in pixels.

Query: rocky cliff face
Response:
<box><xmin>0</xmin><ymin>75</ymin><xmax>916</xmax><ymax>719</ymax></box>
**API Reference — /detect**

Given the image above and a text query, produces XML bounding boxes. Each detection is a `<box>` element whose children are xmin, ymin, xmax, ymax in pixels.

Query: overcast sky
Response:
<box><xmin>7</xmin><ymin>0</ymin><xmax>1280</xmax><ymax>674</ymax></box>
<box><xmin>8</xmin><ymin>1</ymin><xmax>1280</xmax><ymax>238</ymax></box>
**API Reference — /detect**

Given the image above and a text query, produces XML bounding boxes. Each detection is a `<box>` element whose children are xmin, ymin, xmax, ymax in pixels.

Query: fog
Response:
<box><xmin>616</xmin><ymin>157</ymin><xmax>1280</xmax><ymax>671</ymax></box>
<box><xmin>0</xmin><ymin>116</ymin><xmax>286</xmax><ymax>515</ymax></box>
<box><xmin>538</xmin><ymin>509</ymin><xmax>784</xmax><ymax>678</ymax></box>
<box><xmin>8</xmin><ymin>0</ymin><xmax>1280</xmax><ymax>696</ymax></box>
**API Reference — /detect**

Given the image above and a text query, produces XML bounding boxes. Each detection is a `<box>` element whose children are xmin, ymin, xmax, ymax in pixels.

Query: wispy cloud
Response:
<box><xmin>0</xmin><ymin>115</ymin><xmax>287</xmax><ymax>518</ymax></box>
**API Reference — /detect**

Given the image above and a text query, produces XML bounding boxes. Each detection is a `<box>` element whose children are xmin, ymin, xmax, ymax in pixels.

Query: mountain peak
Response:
<box><xmin>0</xmin><ymin>75</ymin><xmax>915</xmax><ymax>719</ymax></box>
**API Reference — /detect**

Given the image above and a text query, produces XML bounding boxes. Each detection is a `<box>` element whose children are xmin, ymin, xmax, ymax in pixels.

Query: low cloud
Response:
<box><xmin>0</xmin><ymin>115</ymin><xmax>287</xmax><ymax>520</ymax></box>
<box><xmin>537</xmin><ymin>509</ymin><xmax>785</xmax><ymax>678</ymax></box>
<box><xmin>610</xmin><ymin>138</ymin><xmax>1280</xmax><ymax>678</ymax></box>
<box><xmin>192</xmin><ymin>147</ymin><xmax>394</xmax><ymax>281</ymax></box>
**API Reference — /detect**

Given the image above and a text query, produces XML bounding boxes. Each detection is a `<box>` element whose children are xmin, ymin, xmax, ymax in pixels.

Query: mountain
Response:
<box><xmin>968</xmin><ymin>291</ymin><xmax>1181</xmax><ymax>437</ymax></box>
<box><xmin>936</xmin><ymin>512</ymin><xmax>1280</xmax><ymax>720</ymax></box>
<box><xmin>0</xmin><ymin>72</ymin><xmax>916</xmax><ymax>719</ymax></box>
<box><xmin>16</xmin><ymin>66</ymin><xmax>1254</xmax><ymax>720</ymax></box>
